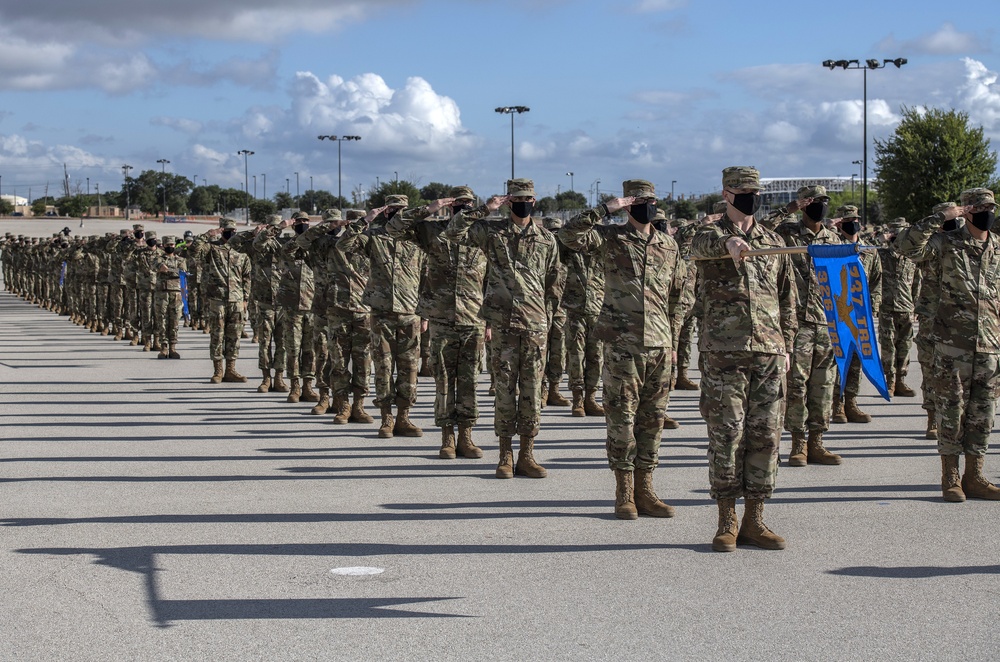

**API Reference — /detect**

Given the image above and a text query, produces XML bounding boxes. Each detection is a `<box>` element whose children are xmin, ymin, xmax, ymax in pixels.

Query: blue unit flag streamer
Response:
<box><xmin>179</xmin><ymin>271</ymin><xmax>190</xmax><ymax>318</ymax></box>
<box><xmin>809</xmin><ymin>244</ymin><xmax>891</xmax><ymax>400</ymax></box>
<box><xmin>59</xmin><ymin>261</ymin><xmax>67</xmax><ymax>287</ymax></box>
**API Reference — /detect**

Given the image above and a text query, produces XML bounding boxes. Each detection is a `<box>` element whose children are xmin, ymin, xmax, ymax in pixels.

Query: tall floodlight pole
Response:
<box><xmin>318</xmin><ymin>135</ymin><xmax>361</xmax><ymax>210</ymax></box>
<box><xmin>566</xmin><ymin>172</ymin><xmax>574</xmax><ymax>192</ymax></box>
<box><xmin>238</xmin><ymin>149</ymin><xmax>254</xmax><ymax>224</ymax></box>
<box><xmin>121</xmin><ymin>164</ymin><xmax>133</xmax><ymax>221</ymax></box>
<box><xmin>294</xmin><ymin>172</ymin><xmax>300</xmax><ymax>204</ymax></box>
<box><xmin>156</xmin><ymin>159</ymin><xmax>170</xmax><ymax>216</ymax></box>
<box><xmin>495</xmin><ymin>106</ymin><xmax>530</xmax><ymax>179</ymax></box>
<box><xmin>823</xmin><ymin>57</ymin><xmax>907</xmax><ymax>223</ymax></box>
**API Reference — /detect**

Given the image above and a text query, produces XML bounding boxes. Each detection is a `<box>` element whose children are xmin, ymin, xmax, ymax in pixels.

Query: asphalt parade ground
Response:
<box><xmin>2</xmin><ymin>220</ymin><xmax>999</xmax><ymax>661</ymax></box>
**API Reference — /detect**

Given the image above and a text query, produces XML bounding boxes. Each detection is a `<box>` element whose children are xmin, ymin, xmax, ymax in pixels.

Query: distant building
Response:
<box><xmin>1</xmin><ymin>194</ymin><xmax>29</xmax><ymax>207</ymax></box>
<box><xmin>759</xmin><ymin>177</ymin><xmax>871</xmax><ymax>211</ymax></box>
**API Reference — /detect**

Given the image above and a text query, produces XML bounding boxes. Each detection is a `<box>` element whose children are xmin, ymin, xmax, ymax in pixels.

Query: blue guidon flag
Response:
<box><xmin>179</xmin><ymin>271</ymin><xmax>190</xmax><ymax>318</ymax></box>
<box><xmin>809</xmin><ymin>244</ymin><xmax>890</xmax><ymax>400</ymax></box>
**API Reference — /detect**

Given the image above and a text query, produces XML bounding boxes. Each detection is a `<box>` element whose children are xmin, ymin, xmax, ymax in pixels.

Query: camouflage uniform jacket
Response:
<box><xmin>182</xmin><ymin>237</ymin><xmax>210</xmax><ymax>286</ymax></box>
<box><xmin>154</xmin><ymin>254</ymin><xmax>188</xmax><ymax>292</ymax></box>
<box><xmin>559</xmin><ymin>207</ymin><xmax>683</xmax><ymax>350</ymax></box>
<box><xmin>276</xmin><ymin>236</ymin><xmax>315</xmax><ymax>312</ymax></box>
<box><xmin>338</xmin><ymin>216</ymin><xmax>425</xmax><ymax>315</ymax></box>
<box><xmin>193</xmin><ymin>237</ymin><xmax>251</xmax><ymax>303</ymax></box>
<box><xmin>445</xmin><ymin>205</ymin><xmax>560</xmax><ymax>334</ymax></box>
<box><xmin>857</xmin><ymin>242</ymin><xmax>883</xmax><ymax>317</ymax></box>
<box><xmin>245</xmin><ymin>230</ymin><xmax>290</xmax><ymax>307</ymax></box>
<box><xmin>297</xmin><ymin>224</ymin><xmax>371</xmax><ymax>314</ymax></box>
<box><xmin>131</xmin><ymin>246</ymin><xmax>160</xmax><ymax>291</ymax></box>
<box><xmin>98</xmin><ymin>239</ymin><xmax>116</xmax><ymax>285</ymax></box>
<box><xmin>690</xmin><ymin>215</ymin><xmax>798</xmax><ymax>355</ymax></box>
<box><xmin>386</xmin><ymin>209</ymin><xmax>487</xmax><ymax>327</ymax></box>
<box><xmin>774</xmin><ymin>220</ymin><xmax>841</xmax><ymax>325</ymax></box>
<box><xmin>896</xmin><ymin>212</ymin><xmax>1000</xmax><ymax>353</ymax></box>
<box><xmin>878</xmin><ymin>241</ymin><xmax>917</xmax><ymax>313</ymax></box>
<box><xmin>557</xmin><ymin>241</ymin><xmax>605</xmax><ymax>319</ymax></box>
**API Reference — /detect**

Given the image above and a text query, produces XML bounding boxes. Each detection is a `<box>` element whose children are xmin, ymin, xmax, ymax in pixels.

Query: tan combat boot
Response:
<box><xmin>737</xmin><ymin>499</ymin><xmax>786</xmax><ymax>550</ymax></box>
<box><xmin>332</xmin><ymin>395</ymin><xmax>351</xmax><ymax>425</ymax></box>
<box><xmin>222</xmin><ymin>360</ymin><xmax>247</xmax><ymax>383</ymax></box>
<box><xmin>962</xmin><ymin>455</ymin><xmax>1000</xmax><ymax>500</ymax></box>
<box><xmin>439</xmin><ymin>426</ymin><xmax>457</xmax><ymax>459</ymax></box>
<box><xmin>584</xmin><ymin>388</ymin><xmax>605</xmax><ymax>416</ymax></box>
<box><xmin>350</xmin><ymin>394</ymin><xmax>374</xmax><ymax>423</ymax></box>
<box><xmin>271</xmin><ymin>371</ymin><xmax>289</xmax><ymax>393</ymax></box>
<box><xmin>113</xmin><ymin>327</ymin><xmax>124</xmax><ymax>342</ymax></box>
<box><xmin>168</xmin><ymin>344</ymin><xmax>180</xmax><ymax>360</ymax></box>
<box><xmin>393</xmin><ymin>405</ymin><xmax>423</xmax><ymax>437</ymax></box>
<box><xmin>894</xmin><ymin>377</ymin><xmax>916</xmax><ymax>397</ymax></box>
<box><xmin>941</xmin><ymin>455</ymin><xmax>965</xmax><ymax>502</ymax></box>
<box><xmin>286</xmin><ymin>378</ymin><xmax>301</xmax><ymax>403</ymax></box>
<box><xmin>487</xmin><ymin>375</ymin><xmax>495</xmax><ymax>397</ymax></box>
<box><xmin>807</xmin><ymin>430</ymin><xmax>842</xmax><ymax>465</ymax></box>
<box><xmin>674</xmin><ymin>369</ymin><xmax>698</xmax><ymax>390</ymax></box>
<box><xmin>571</xmin><ymin>388</ymin><xmax>585</xmax><ymax>417</ymax></box>
<box><xmin>925</xmin><ymin>409</ymin><xmax>937</xmax><ymax>440</ymax></box>
<box><xmin>712</xmin><ymin>498</ymin><xmax>739</xmax><ymax>552</ymax></box>
<box><xmin>209</xmin><ymin>360</ymin><xmax>224</xmax><ymax>384</ymax></box>
<box><xmin>496</xmin><ymin>436</ymin><xmax>514</xmax><ymax>479</ymax></box>
<box><xmin>100</xmin><ymin>322</ymin><xmax>110</xmax><ymax>336</ymax></box>
<box><xmin>311</xmin><ymin>389</ymin><xmax>330</xmax><ymax>415</ymax></box>
<box><xmin>613</xmin><ymin>469</ymin><xmax>638</xmax><ymax>520</ymax></box>
<box><xmin>788</xmin><ymin>431</ymin><xmax>807</xmax><ymax>467</ymax></box>
<box><xmin>662</xmin><ymin>413</ymin><xmax>680</xmax><ymax>430</ymax></box>
<box><xmin>844</xmin><ymin>396</ymin><xmax>871</xmax><ymax>423</ymax></box>
<box><xmin>831</xmin><ymin>392</ymin><xmax>847</xmax><ymax>424</ymax></box>
<box><xmin>257</xmin><ymin>370</ymin><xmax>271</xmax><ymax>394</ymax></box>
<box><xmin>142</xmin><ymin>336</ymin><xmax>152</xmax><ymax>351</ymax></box>
<box><xmin>301</xmin><ymin>378</ymin><xmax>320</xmax><ymax>403</ymax></box>
<box><xmin>547</xmin><ymin>381</ymin><xmax>570</xmax><ymax>406</ymax></box>
<box><xmin>634</xmin><ymin>468</ymin><xmax>675</xmax><ymax>517</ymax></box>
<box><xmin>515</xmin><ymin>435</ymin><xmax>547</xmax><ymax>478</ymax></box>
<box><xmin>157</xmin><ymin>344</ymin><xmax>169</xmax><ymax>360</ymax></box>
<box><xmin>456</xmin><ymin>424</ymin><xmax>483</xmax><ymax>459</ymax></box>
<box><xmin>378</xmin><ymin>405</ymin><xmax>394</xmax><ymax>439</ymax></box>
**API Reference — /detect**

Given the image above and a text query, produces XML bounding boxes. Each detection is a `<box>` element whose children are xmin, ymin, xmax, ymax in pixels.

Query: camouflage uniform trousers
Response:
<box><xmin>327</xmin><ymin>308</ymin><xmax>371</xmax><ymax>398</ymax></box>
<box><xmin>283</xmin><ymin>311</ymin><xmax>317</xmax><ymax>380</ymax></box>
<box><xmin>82</xmin><ymin>282</ymin><xmax>98</xmax><ymax>322</ymax></box>
<box><xmin>879</xmin><ymin>310</ymin><xmax>914</xmax><ymax>385</ymax></box>
<box><xmin>785</xmin><ymin>322</ymin><xmax>835</xmax><ymax>434</ymax></box>
<box><xmin>109</xmin><ymin>284</ymin><xmax>125</xmax><ymax>328</ymax></box>
<box><xmin>420</xmin><ymin>320</ymin><xmax>431</xmax><ymax>372</ymax></box>
<box><xmin>933</xmin><ymin>345</ymin><xmax>1000</xmax><ymax>457</ymax></box>
<box><xmin>207</xmin><ymin>299</ymin><xmax>244</xmax><ymax>361</ymax></box>
<box><xmin>701</xmin><ymin>351</ymin><xmax>785</xmax><ymax>500</ymax></box>
<box><xmin>676</xmin><ymin>310</ymin><xmax>700</xmax><ymax>373</ymax></box>
<box><xmin>313</xmin><ymin>311</ymin><xmax>329</xmax><ymax>389</ymax></box>
<box><xmin>124</xmin><ymin>287</ymin><xmax>138</xmax><ymax>332</ymax></box>
<box><xmin>914</xmin><ymin>313</ymin><xmax>936</xmax><ymax>412</ymax></box>
<box><xmin>138</xmin><ymin>290</ymin><xmax>155</xmax><ymax>338</ymax></box>
<box><xmin>371</xmin><ymin>312</ymin><xmax>420</xmax><ymax>408</ymax></box>
<box><xmin>544</xmin><ymin>312</ymin><xmax>567</xmax><ymax>385</ymax></box>
<box><xmin>566</xmin><ymin>312</ymin><xmax>603</xmax><ymax>392</ymax></box>
<box><xmin>255</xmin><ymin>304</ymin><xmax>287</xmax><ymax>372</ymax></box>
<box><xmin>603</xmin><ymin>344</ymin><xmax>671</xmax><ymax>471</ymax></box>
<box><xmin>96</xmin><ymin>283</ymin><xmax>110</xmax><ymax>325</ymax></box>
<box><xmin>490</xmin><ymin>329</ymin><xmax>547</xmax><ymax>438</ymax></box>
<box><xmin>154</xmin><ymin>291</ymin><xmax>183</xmax><ymax>346</ymax></box>
<box><xmin>430</xmin><ymin>321</ymin><xmax>485</xmax><ymax>427</ymax></box>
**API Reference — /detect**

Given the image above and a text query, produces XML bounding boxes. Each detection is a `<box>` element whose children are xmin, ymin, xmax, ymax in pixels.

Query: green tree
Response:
<box><xmin>56</xmin><ymin>195</ymin><xmax>88</xmax><ymax>217</ymax></box>
<box><xmin>0</xmin><ymin>198</ymin><xmax>13</xmax><ymax>215</ymax></box>
<box><xmin>534</xmin><ymin>197</ymin><xmax>558</xmax><ymax>215</ymax></box>
<box><xmin>249</xmin><ymin>199</ymin><xmax>277</xmax><ymax>225</ymax></box>
<box><xmin>555</xmin><ymin>191</ymin><xmax>587</xmax><ymax>210</ymax></box>
<box><xmin>31</xmin><ymin>198</ymin><xmax>52</xmax><ymax>216</ymax></box>
<box><xmin>420</xmin><ymin>182</ymin><xmax>453</xmax><ymax>201</ymax></box>
<box><xmin>188</xmin><ymin>185</ymin><xmax>220</xmax><ymax>215</ymax></box>
<box><xmin>368</xmin><ymin>180</ymin><xmax>424</xmax><ymax>208</ymax></box>
<box><xmin>697</xmin><ymin>193</ymin><xmax>723</xmax><ymax>214</ymax></box>
<box><xmin>273</xmin><ymin>191</ymin><xmax>294</xmax><ymax>209</ymax></box>
<box><xmin>673</xmin><ymin>199</ymin><xmax>698</xmax><ymax>219</ymax></box>
<box><xmin>875</xmin><ymin>106</ymin><xmax>997</xmax><ymax>222</ymax></box>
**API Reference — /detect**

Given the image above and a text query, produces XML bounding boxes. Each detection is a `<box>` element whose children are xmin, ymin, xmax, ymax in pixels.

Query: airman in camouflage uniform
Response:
<box><xmin>691</xmin><ymin>166</ymin><xmax>797</xmax><ymax>552</ymax></box>
<box><xmin>387</xmin><ymin>187</ymin><xmax>488</xmax><ymax>459</ymax></box>
<box><xmin>560</xmin><ymin>179</ymin><xmax>684</xmax><ymax>519</ymax></box>
<box><xmin>153</xmin><ymin>235</ymin><xmax>187</xmax><ymax>359</ymax></box>
<box><xmin>239</xmin><ymin>215</ymin><xmax>289</xmax><ymax>393</ymax></box>
<box><xmin>446</xmin><ymin>178</ymin><xmax>561</xmax><ymax>479</ymax></box>
<box><xmin>192</xmin><ymin>218</ymin><xmax>251</xmax><ymax>383</ymax></box>
<box><xmin>541</xmin><ymin>217</ymin><xmax>570</xmax><ymax>408</ymax></box>
<box><xmin>830</xmin><ymin>205</ymin><xmax>882</xmax><ymax>425</ymax></box>
<box><xmin>878</xmin><ymin>218</ymin><xmax>917</xmax><ymax>397</ymax></box>
<box><xmin>339</xmin><ymin>195</ymin><xmax>425</xmax><ymax>438</ymax></box>
<box><xmin>275</xmin><ymin>212</ymin><xmax>320</xmax><ymax>404</ymax></box>
<box><xmin>897</xmin><ymin>189</ymin><xmax>1000</xmax><ymax>502</ymax></box>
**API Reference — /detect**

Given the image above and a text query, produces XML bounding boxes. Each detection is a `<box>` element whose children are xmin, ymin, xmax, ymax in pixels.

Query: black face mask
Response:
<box><xmin>294</xmin><ymin>223</ymin><xmax>308</xmax><ymax>235</ymax></box>
<box><xmin>384</xmin><ymin>208</ymin><xmax>399</xmax><ymax>221</ymax></box>
<box><xmin>510</xmin><ymin>201</ymin><xmax>534</xmax><ymax>218</ymax></box>
<box><xmin>629</xmin><ymin>202</ymin><xmax>657</xmax><ymax>224</ymax></box>
<box><xmin>164</xmin><ymin>246</ymin><xmax>175</xmax><ymax>255</ymax></box>
<box><xmin>942</xmin><ymin>218</ymin><xmax>959</xmax><ymax>232</ymax></box>
<box><xmin>970</xmin><ymin>210</ymin><xmax>996</xmax><ymax>232</ymax></box>
<box><xmin>134</xmin><ymin>231</ymin><xmax>144</xmax><ymax>239</ymax></box>
<box><xmin>221</xmin><ymin>230</ymin><xmax>235</xmax><ymax>241</ymax></box>
<box><xmin>452</xmin><ymin>203</ymin><xmax>472</xmax><ymax>216</ymax></box>
<box><xmin>731</xmin><ymin>193</ymin><xmax>761</xmax><ymax>216</ymax></box>
<box><xmin>804</xmin><ymin>201</ymin><xmax>828</xmax><ymax>222</ymax></box>
<box><xmin>147</xmin><ymin>240</ymin><xmax>157</xmax><ymax>248</ymax></box>
<box><xmin>841</xmin><ymin>220</ymin><xmax>860</xmax><ymax>236</ymax></box>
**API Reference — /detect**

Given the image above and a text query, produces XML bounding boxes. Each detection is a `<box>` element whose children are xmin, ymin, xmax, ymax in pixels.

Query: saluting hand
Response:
<box><xmin>604</xmin><ymin>197</ymin><xmax>635</xmax><ymax>213</ymax></box>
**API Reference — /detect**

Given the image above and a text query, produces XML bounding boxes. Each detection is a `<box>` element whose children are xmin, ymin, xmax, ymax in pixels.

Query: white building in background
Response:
<box><xmin>759</xmin><ymin>177</ymin><xmax>873</xmax><ymax>210</ymax></box>
<box><xmin>1</xmin><ymin>194</ymin><xmax>29</xmax><ymax>206</ymax></box>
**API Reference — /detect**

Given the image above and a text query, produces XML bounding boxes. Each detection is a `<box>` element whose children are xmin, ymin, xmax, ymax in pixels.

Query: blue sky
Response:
<box><xmin>1</xmin><ymin>0</ymin><xmax>998</xmax><ymax>206</ymax></box>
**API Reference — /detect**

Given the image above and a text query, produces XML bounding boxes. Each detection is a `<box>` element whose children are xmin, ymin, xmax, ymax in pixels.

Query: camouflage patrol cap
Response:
<box><xmin>506</xmin><ymin>178</ymin><xmax>535</xmax><ymax>198</ymax></box>
<box><xmin>448</xmin><ymin>186</ymin><xmax>475</xmax><ymax>201</ymax></box>
<box><xmin>162</xmin><ymin>235</ymin><xmax>177</xmax><ymax>246</ymax></box>
<box><xmin>713</xmin><ymin>201</ymin><xmax>728</xmax><ymax>214</ymax></box>
<box><xmin>267</xmin><ymin>213</ymin><xmax>284</xmax><ymax>227</ymax></box>
<box><xmin>292</xmin><ymin>211</ymin><xmax>310</xmax><ymax>221</ymax></box>
<box><xmin>886</xmin><ymin>217</ymin><xmax>909</xmax><ymax>233</ymax></box>
<box><xmin>542</xmin><ymin>216</ymin><xmax>563</xmax><ymax>230</ymax></box>
<box><xmin>835</xmin><ymin>204</ymin><xmax>859</xmax><ymax>219</ymax></box>
<box><xmin>623</xmin><ymin>179</ymin><xmax>656</xmax><ymax>198</ymax></box>
<box><xmin>345</xmin><ymin>209</ymin><xmax>365</xmax><ymax>221</ymax></box>
<box><xmin>321</xmin><ymin>209</ymin><xmax>342</xmax><ymax>222</ymax></box>
<box><xmin>654</xmin><ymin>208</ymin><xmax>667</xmax><ymax>221</ymax></box>
<box><xmin>89</xmin><ymin>235</ymin><xmax>99</xmax><ymax>241</ymax></box>
<box><xmin>219</xmin><ymin>218</ymin><xmax>236</xmax><ymax>229</ymax></box>
<box><xmin>119</xmin><ymin>229</ymin><xmax>130</xmax><ymax>237</ymax></box>
<box><xmin>133</xmin><ymin>224</ymin><xmax>144</xmax><ymax>232</ymax></box>
<box><xmin>669</xmin><ymin>217</ymin><xmax>687</xmax><ymax>228</ymax></box>
<box><xmin>797</xmin><ymin>185</ymin><xmax>829</xmax><ymax>201</ymax></box>
<box><xmin>144</xmin><ymin>231</ymin><xmax>157</xmax><ymax>240</ymax></box>
<box><xmin>385</xmin><ymin>195</ymin><xmax>409</xmax><ymax>207</ymax></box>
<box><xmin>960</xmin><ymin>187</ymin><xmax>995</xmax><ymax>207</ymax></box>
<box><xmin>722</xmin><ymin>166</ymin><xmax>761</xmax><ymax>191</ymax></box>
<box><xmin>933</xmin><ymin>201</ymin><xmax>957</xmax><ymax>214</ymax></box>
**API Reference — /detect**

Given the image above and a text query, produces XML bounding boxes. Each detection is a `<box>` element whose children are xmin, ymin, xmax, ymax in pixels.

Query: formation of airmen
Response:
<box><xmin>3</xmin><ymin>169</ymin><xmax>999</xmax><ymax>553</ymax></box>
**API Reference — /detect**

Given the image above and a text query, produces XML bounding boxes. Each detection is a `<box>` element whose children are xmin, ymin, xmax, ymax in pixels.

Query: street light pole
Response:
<box><xmin>253</xmin><ymin>175</ymin><xmax>257</xmax><ymax>199</ymax></box>
<box><xmin>671</xmin><ymin>180</ymin><xmax>677</xmax><ymax>201</ymax></box>
<box><xmin>238</xmin><ymin>149</ymin><xmax>254</xmax><ymax>224</ymax></box>
<box><xmin>823</xmin><ymin>57</ymin><xmax>907</xmax><ymax>224</ymax></box>
<box><xmin>566</xmin><ymin>171</ymin><xmax>574</xmax><ymax>192</ymax></box>
<box><xmin>121</xmin><ymin>164</ymin><xmax>133</xmax><ymax>221</ymax></box>
<box><xmin>851</xmin><ymin>159</ymin><xmax>862</xmax><ymax>203</ymax></box>
<box><xmin>495</xmin><ymin>106</ymin><xmax>530</xmax><ymax>179</ymax></box>
<box><xmin>156</xmin><ymin>159</ymin><xmax>170</xmax><ymax>216</ymax></box>
<box><xmin>294</xmin><ymin>172</ymin><xmax>300</xmax><ymax>206</ymax></box>
<box><xmin>318</xmin><ymin>135</ymin><xmax>361</xmax><ymax>209</ymax></box>
<box><xmin>261</xmin><ymin>174</ymin><xmax>266</xmax><ymax>201</ymax></box>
